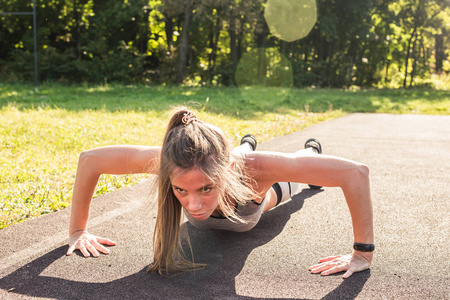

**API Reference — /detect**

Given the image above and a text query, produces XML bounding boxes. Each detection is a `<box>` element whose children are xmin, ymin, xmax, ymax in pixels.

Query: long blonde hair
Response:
<box><xmin>148</xmin><ymin>107</ymin><xmax>256</xmax><ymax>276</ymax></box>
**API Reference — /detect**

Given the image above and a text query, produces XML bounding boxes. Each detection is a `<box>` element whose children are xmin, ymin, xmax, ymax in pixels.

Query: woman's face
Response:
<box><xmin>170</xmin><ymin>167</ymin><xmax>219</xmax><ymax>220</ymax></box>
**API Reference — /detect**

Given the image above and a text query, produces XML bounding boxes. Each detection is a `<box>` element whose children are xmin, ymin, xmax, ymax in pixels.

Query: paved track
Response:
<box><xmin>1</xmin><ymin>114</ymin><xmax>449</xmax><ymax>299</ymax></box>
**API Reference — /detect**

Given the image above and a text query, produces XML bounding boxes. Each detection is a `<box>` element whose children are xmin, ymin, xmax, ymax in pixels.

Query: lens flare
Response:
<box><xmin>264</xmin><ymin>0</ymin><xmax>317</xmax><ymax>42</ymax></box>
<box><xmin>235</xmin><ymin>48</ymin><xmax>292</xmax><ymax>103</ymax></box>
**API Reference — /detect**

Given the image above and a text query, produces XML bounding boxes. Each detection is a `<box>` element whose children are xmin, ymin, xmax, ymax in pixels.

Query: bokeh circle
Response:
<box><xmin>264</xmin><ymin>0</ymin><xmax>317</xmax><ymax>42</ymax></box>
<box><xmin>235</xmin><ymin>48</ymin><xmax>293</xmax><ymax>104</ymax></box>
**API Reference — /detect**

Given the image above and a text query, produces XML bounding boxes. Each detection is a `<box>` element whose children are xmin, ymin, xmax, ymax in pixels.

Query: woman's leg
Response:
<box><xmin>263</xmin><ymin>182</ymin><xmax>301</xmax><ymax>212</ymax></box>
<box><xmin>263</xmin><ymin>138</ymin><xmax>322</xmax><ymax>212</ymax></box>
<box><xmin>303</xmin><ymin>138</ymin><xmax>323</xmax><ymax>189</ymax></box>
<box><xmin>233</xmin><ymin>134</ymin><xmax>257</xmax><ymax>154</ymax></box>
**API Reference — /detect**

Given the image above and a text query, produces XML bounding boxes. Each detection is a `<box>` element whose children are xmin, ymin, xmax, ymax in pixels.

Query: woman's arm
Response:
<box><xmin>248</xmin><ymin>151</ymin><xmax>373</xmax><ymax>278</ymax></box>
<box><xmin>67</xmin><ymin>145</ymin><xmax>161</xmax><ymax>257</ymax></box>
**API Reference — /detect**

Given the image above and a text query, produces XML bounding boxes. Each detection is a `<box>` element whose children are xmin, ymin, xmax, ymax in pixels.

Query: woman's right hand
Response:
<box><xmin>67</xmin><ymin>230</ymin><xmax>116</xmax><ymax>257</ymax></box>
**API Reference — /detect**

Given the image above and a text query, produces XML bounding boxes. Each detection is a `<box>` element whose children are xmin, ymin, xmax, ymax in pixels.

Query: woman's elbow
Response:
<box><xmin>358</xmin><ymin>163</ymin><xmax>370</xmax><ymax>178</ymax></box>
<box><xmin>353</xmin><ymin>163</ymin><xmax>370</xmax><ymax>185</ymax></box>
<box><xmin>78</xmin><ymin>150</ymin><xmax>93</xmax><ymax>164</ymax></box>
<box><xmin>341</xmin><ymin>163</ymin><xmax>369</xmax><ymax>189</ymax></box>
<box><xmin>78</xmin><ymin>150</ymin><xmax>101</xmax><ymax>175</ymax></box>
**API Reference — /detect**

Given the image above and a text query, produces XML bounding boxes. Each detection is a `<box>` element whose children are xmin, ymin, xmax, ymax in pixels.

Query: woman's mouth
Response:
<box><xmin>190</xmin><ymin>212</ymin><xmax>209</xmax><ymax>219</ymax></box>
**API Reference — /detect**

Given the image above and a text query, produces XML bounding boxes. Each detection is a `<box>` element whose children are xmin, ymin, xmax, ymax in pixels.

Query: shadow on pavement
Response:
<box><xmin>0</xmin><ymin>189</ymin><xmax>369</xmax><ymax>299</ymax></box>
<box><xmin>321</xmin><ymin>271</ymin><xmax>371</xmax><ymax>300</ymax></box>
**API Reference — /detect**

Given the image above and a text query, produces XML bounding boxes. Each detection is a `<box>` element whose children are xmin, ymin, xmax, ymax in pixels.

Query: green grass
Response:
<box><xmin>1</xmin><ymin>83</ymin><xmax>449</xmax><ymax>229</ymax></box>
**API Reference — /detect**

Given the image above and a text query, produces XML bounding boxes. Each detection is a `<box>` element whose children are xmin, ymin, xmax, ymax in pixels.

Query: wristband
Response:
<box><xmin>353</xmin><ymin>242</ymin><xmax>375</xmax><ymax>252</ymax></box>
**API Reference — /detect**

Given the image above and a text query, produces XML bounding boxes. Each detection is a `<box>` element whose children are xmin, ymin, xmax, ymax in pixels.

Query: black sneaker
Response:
<box><xmin>240</xmin><ymin>134</ymin><xmax>257</xmax><ymax>151</ymax></box>
<box><xmin>304</xmin><ymin>138</ymin><xmax>323</xmax><ymax>189</ymax></box>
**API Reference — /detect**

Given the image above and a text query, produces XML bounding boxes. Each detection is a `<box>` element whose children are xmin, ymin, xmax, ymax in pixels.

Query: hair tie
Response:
<box><xmin>182</xmin><ymin>111</ymin><xmax>197</xmax><ymax>125</ymax></box>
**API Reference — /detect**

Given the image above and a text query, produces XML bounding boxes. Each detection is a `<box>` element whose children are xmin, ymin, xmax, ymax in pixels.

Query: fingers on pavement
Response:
<box><xmin>92</xmin><ymin>241</ymin><xmax>110</xmax><ymax>255</ymax></box>
<box><xmin>97</xmin><ymin>237</ymin><xmax>116</xmax><ymax>246</ymax></box>
<box><xmin>66</xmin><ymin>245</ymin><xmax>76</xmax><ymax>256</ymax></box>
<box><xmin>319</xmin><ymin>255</ymin><xmax>341</xmax><ymax>262</ymax></box>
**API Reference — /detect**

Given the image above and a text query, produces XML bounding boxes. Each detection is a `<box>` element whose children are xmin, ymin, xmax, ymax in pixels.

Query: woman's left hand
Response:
<box><xmin>309</xmin><ymin>251</ymin><xmax>372</xmax><ymax>278</ymax></box>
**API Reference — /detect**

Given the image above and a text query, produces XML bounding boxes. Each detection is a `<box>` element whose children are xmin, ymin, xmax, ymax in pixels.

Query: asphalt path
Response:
<box><xmin>0</xmin><ymin>113</ymin><xmax>449</xmax><ymax>299</ymax></box>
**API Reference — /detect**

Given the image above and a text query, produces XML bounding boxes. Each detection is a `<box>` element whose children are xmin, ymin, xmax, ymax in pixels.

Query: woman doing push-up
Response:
<box><xmin>67</xmin><ymin>107</ymin><xmax>374</xmax><ymax>278</ymax></box>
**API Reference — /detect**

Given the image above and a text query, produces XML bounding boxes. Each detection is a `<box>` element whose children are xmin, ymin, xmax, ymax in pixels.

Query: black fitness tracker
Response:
<box><xmin>353</xmin><ymin>242</ymin><xmax>375</xmax><ymax>252</ymax></box>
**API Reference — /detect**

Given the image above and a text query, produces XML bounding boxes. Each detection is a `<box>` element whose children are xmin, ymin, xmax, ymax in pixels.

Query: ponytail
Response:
<box><xmin>163</xmin><ymin>107</ymin><xmax>197</xmax><ymax>141</ymax></box>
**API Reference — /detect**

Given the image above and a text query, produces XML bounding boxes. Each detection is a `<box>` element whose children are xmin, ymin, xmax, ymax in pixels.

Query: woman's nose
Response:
<box><xmin>187</xmin><ymin>194</ymin><xmax>203</xmax><ymax>211</ymax></box>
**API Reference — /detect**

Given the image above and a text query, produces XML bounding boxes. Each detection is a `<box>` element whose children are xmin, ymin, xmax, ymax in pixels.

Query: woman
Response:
<box><xmin>67</xmin><ymin>107</ymin><xmax>374</xmax><ymax>279</ymax></box>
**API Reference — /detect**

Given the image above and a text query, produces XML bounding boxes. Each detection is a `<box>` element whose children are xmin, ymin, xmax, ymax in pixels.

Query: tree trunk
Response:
<box><xmin>384</xmin><ymin>60</ymin><xmax>390</xmax><ymax>83</ymax></box>
<box><xmin>228</xmin><ymin>8</ymin><xmax>238</xmax><ymax>69</ymax></box>
<box><xmin>255</xmin><ymin>18</ymin><xmax>268</xmax><ymax>85</ymax></box>
<box><xmin>177</xmin><ymin>0</ymin><xmax>193</xmax><ymax>84</ymax></box>
<box><xmin>164</xmin><ymin>12</ymin><xmax>174</xmax><ymax>51</ymax></box>
<box><xmin>73</xmin><ymin>0</ymin><xmax>81</xmax><ymax>60</ymax></box>
<box><xmin>237</xmin><ymin>15</ymin><xmax>244</xmax><ymax>61</ymax></box>
<box><xmin>256</xmin><ymin>49</ymin><xmax>264</xmax><ymax>85</ymax></box>
<box><xmin>280</xmin><ymin>41</ymin><xmax>287</xmax><ymax>57</ymax></box>
<box><xmin>207</xmin><ymin>23</ymin><xmax>215</xmax><ymax>82</ymax></box>
<box><xmin>403</xmin><ymin>0</ymin><xmax>424</xmax><ymax>88</ymax></box>
<box><xmin>255</xmin><ymin>37</ymin><xmax>266</xmax><ymax>85</ymax></box>
<box><xmin>210</xmin><ymin>18</ymin><xmax>222</xmax><ymax>81</ymax></box>
<box><xmin>434</xmin><ymin>31</ymin><xmax>445</xmax><ymax>74</ymax></box>
<box><xmin>409</xmin><ymin>31</ymin><xmax>420</xmax><ymax>87</ymax></box>
<box><xmin>403</xmin><ymin>27</ymin><xmax>416</xmax><ymax>88</ymax></box>
<box><xmin>140</xmin><ymin>7</ymin><xmax>151</xmax><ymax>54</ymax></box>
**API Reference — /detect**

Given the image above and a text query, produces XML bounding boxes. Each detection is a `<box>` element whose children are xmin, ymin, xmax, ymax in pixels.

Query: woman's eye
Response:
<box><xmin>202</xmin><ymin>187</ymin><xmax>212</xmax><ymax>193</ymax></box>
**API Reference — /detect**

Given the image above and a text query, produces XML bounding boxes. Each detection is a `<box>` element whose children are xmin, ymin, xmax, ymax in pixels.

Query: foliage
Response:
<box><xmin>0</xmin><ymin>0</ymin><xmax>449</xmax><ymax>87</ymax></box>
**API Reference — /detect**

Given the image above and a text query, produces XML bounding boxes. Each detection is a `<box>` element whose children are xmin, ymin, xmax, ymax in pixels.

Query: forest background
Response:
<box><xmin>1</xmin><ymin>0</ymin><xmax>449</xmax><ymax>89</ymax></box>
